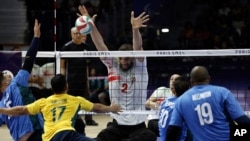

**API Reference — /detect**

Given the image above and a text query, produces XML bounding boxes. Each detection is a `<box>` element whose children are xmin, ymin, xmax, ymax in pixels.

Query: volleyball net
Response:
<box><xmin>4</xmin><ymin>49</ymin><xmax>250</xmax><ymax>115</ymax></box>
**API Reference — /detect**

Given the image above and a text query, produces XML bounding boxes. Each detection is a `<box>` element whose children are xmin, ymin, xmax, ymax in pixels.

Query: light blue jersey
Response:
<box><xmin>169</xmin><ymin>84</ymin><xmax>245</xmax><ymax>141</ymax></box>
<box><xmin>0</xmin><ymin>70</ymin><xmax>43</xmax><ymax>141</ymax></box>
<box><xmin>159</xmin><ymin>96</ymin><xmax>187</xmax><ymax>141</ymax></box>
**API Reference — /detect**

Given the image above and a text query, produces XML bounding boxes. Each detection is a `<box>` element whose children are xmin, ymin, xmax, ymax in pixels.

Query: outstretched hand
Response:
<box><xmin>77</xmin><ymin>5</ymin><xmax>97</xmax><ymax>23</ymax></box>
<box><xmin>109</xmin><ymin>101</ymin><xmax>122</xmax><ymax>114</ymax></box>
<box><xmin>131</xmin><ymin>11</ymin><xmax>149</xmax><ymax>29</ymax></box>
<box><xmin>33</xmin><ymin>19</ymin><xmax>41</xmax><ymax>38</ymax></box>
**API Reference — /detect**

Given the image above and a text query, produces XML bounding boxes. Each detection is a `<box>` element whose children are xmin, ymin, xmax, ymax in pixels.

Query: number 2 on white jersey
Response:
<box><xmin>121</xmin><ymin>83</ymin><xmax>128</xmax><ymax>93</ymax></box>
<box><xmin>194</xmin><ymin>102</ymin><xmax>213</xmax><ymax>125</ymax></box>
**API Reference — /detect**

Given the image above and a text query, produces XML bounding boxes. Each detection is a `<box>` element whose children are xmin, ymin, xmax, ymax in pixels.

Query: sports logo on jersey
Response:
<box><xmin>131</xmin><ymin>76</ymin><xmax>136</xmax><ymax>83</ymax></box>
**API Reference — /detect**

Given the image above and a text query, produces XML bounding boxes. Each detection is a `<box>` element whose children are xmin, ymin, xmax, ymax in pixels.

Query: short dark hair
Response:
<box><xmin>51</xmin><ymin>74</ymin><xmax>67</xmax><ymax>93</ymax></box>
<box><xmin>173</xmin><ymin>76</ymin><xmax>190</xmax><ymax>97</ymax></box>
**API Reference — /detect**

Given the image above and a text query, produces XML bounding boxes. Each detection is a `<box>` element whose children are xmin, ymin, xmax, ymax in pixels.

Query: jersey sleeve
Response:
<box><xmin>168</xmin><ymin>100</ymin><xmax>184</xmax><ymax>127</ymax></box>
<box><xmin>13</xmin><ymin>70</ymin><xmax>30</xmax><ymax>87</ymax></box>
<box><xmin>77</xmin><ymin>97</ymin><xmax>94</xmax><ymax>111</ymax></box>
<box><xmin>224</xmin><ymin>90</ymin><xmax>245</xmax><ymax>119</ymax></box>
<box><xmin>26</xmin><ymin>98</ymin><xmax>45</xmax><ymax>115</ymax></box>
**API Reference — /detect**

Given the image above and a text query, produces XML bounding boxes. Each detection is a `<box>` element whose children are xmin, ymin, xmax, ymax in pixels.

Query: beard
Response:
<box><xmin>119</xmin><ymin>62</ymin><xmax>134</xmax><ymax>72</ymax></box>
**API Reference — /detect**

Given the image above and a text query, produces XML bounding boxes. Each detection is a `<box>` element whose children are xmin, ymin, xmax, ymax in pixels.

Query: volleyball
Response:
<box><xmin>75</xmin><ymin>15</ymin><xmax>92</xmax><ymax>35</ymax></box>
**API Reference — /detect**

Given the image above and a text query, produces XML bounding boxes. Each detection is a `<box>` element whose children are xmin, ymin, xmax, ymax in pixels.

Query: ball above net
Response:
<box><xmin>75</xmin><ymin>16</ymin><xmax>92</xmax><ymax>35</ymax></box>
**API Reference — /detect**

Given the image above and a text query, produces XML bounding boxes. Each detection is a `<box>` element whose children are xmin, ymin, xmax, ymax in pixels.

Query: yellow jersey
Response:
<box><xmin>26</xmin><ymin>93</ymin><xmax>93</xmax><ymax>141</ymax></box>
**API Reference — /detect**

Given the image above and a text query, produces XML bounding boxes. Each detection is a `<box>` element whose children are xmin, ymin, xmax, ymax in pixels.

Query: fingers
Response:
<box><xmin>34</xmin><ymin>19</ymin><xmax>41</xmax><ymax>28</ymax></box>
<box><xmin>131</xmin><ymin>11</ymin><xmax>134</xmax><ymax>18</ymax></box>
<box><xmin>138</xmin><ymin>12</ymin><xmax>149</xmax><ymax>24</ymax></box>
<box><xmin>76</xmin><ymin>13</ymin><xmax>81</xmax><ymax>17</ymax></box>
<box><xmin>138</xmin><ymin>12</ymin><xmax>146</xmax><ymax>19</ymax></box>
<box><xmin>78</xmin><ymin>5</ymin><xmax>88</xmax><ymax>16</ymax></box>
<box><xmin>33</xmin><ymin>19</ymin><xmax>41</xmax><ymax>37</ymax></box>
<box><xmin>132</xmin><ymin>11</ymin><xmax>149</xmax><ymax>26</ymax></box>
<box><xmin>78</xmin><ymin>5</ymin><xmax>84</xmax><ymax>15</ymax></box>
<box><xmin>141</xmin><ymin>15</ymin><xmax>149</xmax><ymax>22</ymax></box>
<box><xmin>34</xmin><ymin>19</ymin><xmax>38</xmax><ymax>26</ymax></box>
<box><xmin>92</xmin><ymin>14</ymin><xmax>97</xmax><ymax>22</ymax></box>
<box><xmin>34</xmin><ymin>19</ymin><xmax>41</xmax><ymax>31</ymax></box>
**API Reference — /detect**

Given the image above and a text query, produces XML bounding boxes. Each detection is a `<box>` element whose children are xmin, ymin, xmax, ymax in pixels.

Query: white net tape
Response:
<box><xmin>17</xmin><ymin>49</ymin><xmax>250</xmax><ymax>115</ymax></box>
<box><xmin>78</xmin><ymin>110</ymin><xmax>250</xmax><ymax>116</ymax></box>
<box><xmin>21</xmin><ymin>49</ymin><xmax>250</xmax><ymax>57</ymax></box>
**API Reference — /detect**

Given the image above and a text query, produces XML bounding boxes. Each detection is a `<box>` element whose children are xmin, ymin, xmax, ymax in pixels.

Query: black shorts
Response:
<box><xmin>27</xmin><ymin>129</ymin><xmax>43</xmax><ymax>141</ymax></box>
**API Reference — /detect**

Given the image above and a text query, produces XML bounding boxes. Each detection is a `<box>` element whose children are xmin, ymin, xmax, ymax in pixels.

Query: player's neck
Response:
<box><xmin>193</xmin><ymin>82</ymin><xmax>209</xmax><ymax>86</ymax></box>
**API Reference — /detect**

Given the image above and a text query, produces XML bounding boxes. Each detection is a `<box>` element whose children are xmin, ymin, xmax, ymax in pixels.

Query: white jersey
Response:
<box><xmin>102</xmin><ymin>57</ymin><xmax>148</xmax><ymax>125</ymax></box>
<box><xmin>147</xmin><ymin>87</ymin><xmax>173</xmax><ymax>120</ymax></box>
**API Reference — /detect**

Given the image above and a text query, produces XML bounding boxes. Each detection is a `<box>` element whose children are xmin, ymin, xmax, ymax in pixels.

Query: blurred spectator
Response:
<box><xmin>98</xmin><ymin>78</ymin><xmax>110</xmax><ymax>105</ymax></box>
<box><xmin>89</xmin><ymin>67</ymin><xmax>103</xmax><ymax>103</ymax></box>
<box><xmin>11</xmin><ymin>46</ymin><xmax>21</xmax><ymax>51</ymax></box>
<box><xmin>218</xmin><ymin>2</ymin><xmax>231</xmax><ymax>16</ymax></box>
<box><xmin>178</xmin><ymin>21</ymin><xmax>195</xmax><ymax>49</ymax></box>
<box><xmin>28</xmin><ymin>64</ymin><xmax>54</xmax><ymax>100</ymax></box>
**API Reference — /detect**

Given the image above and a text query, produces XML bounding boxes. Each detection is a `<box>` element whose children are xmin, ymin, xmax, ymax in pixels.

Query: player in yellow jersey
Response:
<box><xmin>0</xmin><ymin>74</ymin><xmax>122</xmax><ymax>141</ymax></box>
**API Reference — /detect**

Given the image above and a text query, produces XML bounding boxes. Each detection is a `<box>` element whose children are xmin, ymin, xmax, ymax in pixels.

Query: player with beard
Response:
<box><xmin>78</xmin><ymin>5</ymin><xmax>157</xmax><ymax>141</ymax></box>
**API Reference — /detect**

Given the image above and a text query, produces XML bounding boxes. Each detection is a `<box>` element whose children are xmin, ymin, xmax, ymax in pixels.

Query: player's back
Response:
<box><xmin>176</xmin><ymin>84</ymin><xmax>244</xmax><ymax>141</ymax></box>
<box><xmin>30</xmin><ymin>94</ymin><xmax>93</xmax><ymax>140</ymax></box>
<box><xmin>159</xmin><ymin>96</ymin><xmax>187</xmax><ymax>141</ymax></box>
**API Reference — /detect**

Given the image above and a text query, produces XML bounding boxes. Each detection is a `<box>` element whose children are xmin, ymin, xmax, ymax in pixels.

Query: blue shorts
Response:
<box><xmin>51</xmin><ymin>130</ymin><xmax>95</xmax><ymax>141</ymax></box>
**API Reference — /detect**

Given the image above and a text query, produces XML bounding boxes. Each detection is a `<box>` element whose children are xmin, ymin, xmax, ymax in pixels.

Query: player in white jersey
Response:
<box><xmin>145</xmin><ymin>74</ymin><xmax>180</xmax><ymax>136</ymax></box>
<box><xmin>78</xmin><ymin>5</ymin><xmax>157</xmax><ymax>141</ymax></box>
<box><xmin>102</xmin><ymin>52</ymin><xmax>148</xmax><ymax>125</ymax></box>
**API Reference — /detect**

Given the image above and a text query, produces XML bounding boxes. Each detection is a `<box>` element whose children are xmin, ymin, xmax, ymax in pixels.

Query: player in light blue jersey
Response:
<box><xmin>166</xmin><ymin>66</ymin><xmax>250</xmax><ymax>141</ymax></box>
<box><xmin>0</xmin><ymin>19</ymin><xmax>43</xmax><ymax>141</ymax></box>
<box><xmin>158</xmin><ymin>76</ymin><xmax>191</xmax><ymax>141</ymax></box>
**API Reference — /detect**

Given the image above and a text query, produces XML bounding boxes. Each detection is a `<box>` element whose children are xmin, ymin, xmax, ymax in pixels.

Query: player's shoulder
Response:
<box><xmin>209</xmin><ymin>84</ymin><xmax>230</xmax><ymax>92</ymax></box>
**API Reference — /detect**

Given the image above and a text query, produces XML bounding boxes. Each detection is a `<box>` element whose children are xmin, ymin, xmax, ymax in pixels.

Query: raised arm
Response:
<box><xmin>60</xmin><ymin>59</ymin><xmax>66</xmax><ymax>76</ymax></box>
<box><xmin>131</xmin><ymin>11</ymin><xmax>149</xmax><ymax>62</ymax></box>
<box><xmin>22</xmin><ymin>19</ymin><xmax>41</xmax><ymax>73</ymax></box>
<box><xmin>131</xmin><ymin>11</ymin><xmax>149</xmax><ymax>51</ymax></box>
<box><xmin>0</xmin><ymin>106</ymin><xmax>29</xmax><ymax>116</ymax></box>
<box><xmin>78</xmin><ymin>5</ymin><xmax>108</xmax><ymax>51</ymax></box>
